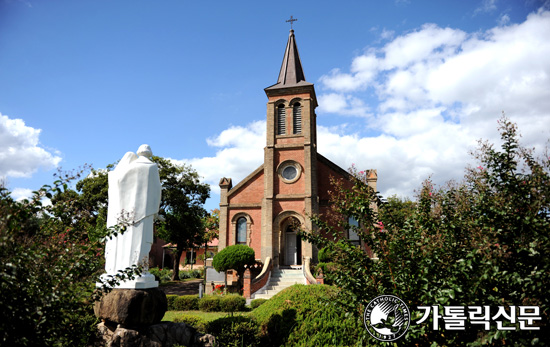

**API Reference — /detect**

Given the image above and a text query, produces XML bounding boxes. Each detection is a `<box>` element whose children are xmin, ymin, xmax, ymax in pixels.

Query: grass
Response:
<box><xmin>162</xmin><ymin>310</ymin><xmax>250</xmax><ymax>322</ymax></box>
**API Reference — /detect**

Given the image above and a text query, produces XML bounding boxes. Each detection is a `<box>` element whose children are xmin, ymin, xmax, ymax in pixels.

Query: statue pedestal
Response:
<box><xmin>94</xmin><ymin>287</ymin><xmax>167</xmax><ymax>327</ymax></box>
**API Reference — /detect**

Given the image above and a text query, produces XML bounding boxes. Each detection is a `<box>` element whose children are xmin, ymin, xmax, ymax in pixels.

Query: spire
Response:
<box><xmin>266</xmin><ymin>30</ymin><xmax>312</xmax><ymax>91</ymax></box>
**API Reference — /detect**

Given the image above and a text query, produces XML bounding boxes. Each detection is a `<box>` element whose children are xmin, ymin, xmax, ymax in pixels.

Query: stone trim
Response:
<box><xmin>231</xmin><ymin>213</ymin><xmax>253</xmax><ymax>246</ymax></box>
<box><xmin>228</xmin><ymin>203</ymin><xmax>262</xmax><ymax>209</ymax></box>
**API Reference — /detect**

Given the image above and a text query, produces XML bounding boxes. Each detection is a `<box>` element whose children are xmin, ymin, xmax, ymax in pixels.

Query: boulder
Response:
<box><xmin>94</xmin><ymin>288</ymin><xmax>167</xmax><ymax>327</ymax></box>
<box><xmin>96</xmin><ymin>322</ymin><xmax>216</xmax><ymax>347</ymax></box>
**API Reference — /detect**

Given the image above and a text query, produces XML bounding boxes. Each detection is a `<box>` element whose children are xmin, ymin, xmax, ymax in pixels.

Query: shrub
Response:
<box><xmin>166</xmin><ymin>295</ymin><xmax>178</xmax><ymax>310</ymax></box>
<box><xmin>250</xmin><ymin>298</ymin><xmax>268</xmax><ymax>310</ymax></box>
<box><xmin>300</xmin><ymin>117</ymin><xmax>549</xmax><ymax>345</ymax></box>
<box><xmin>317</xmin><ymin>247</ymin><xmax>332</xmax><ymax>262</ymax></box>
<box><xmin>212</xmin><ymin>245</ymin><xmax>255</xmax><ymax>290</ymax></box>
<box><xmin>251</xmin><ymin>284</ymin><xmax>363</xmax><ymax>346</ymax></box>
<box><xmin>198</xmin><ymin>295</ymin><xmax>221</xmax><ymax>312</ymax></box>
<box><xmin>206</xmin><ymin>316</ymin><xmax>260</xmax><ymax>347</ymax></box>
<box><xmin>219</xmin><ymin>294</ymin><xmax>246</xmax><ymax>312</ymax></box>
<box><xmin>173</xmin><ymin>313</ymin><xmax>208</xmax><ymax>332</ymax></box>
<box><xmin>0</xmin><ymin>174</ymin><xmax>142</xmax><ymax>346</ymax></box>
<box><xmin>149</xmin><ymin>267</ymin><xmax>173</xmax><ymax>283</ymax></box>
<box><xmin>173</xmin><ymin>295</ymin><xmax>200</xmax><ymax>311</ymax></box>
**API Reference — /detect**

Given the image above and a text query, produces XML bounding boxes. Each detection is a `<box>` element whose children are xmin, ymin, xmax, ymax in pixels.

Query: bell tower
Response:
<box><xmin>261</xmin><ymin>29</ymin><xmax>318</xmax><ymax>265</ymax></box>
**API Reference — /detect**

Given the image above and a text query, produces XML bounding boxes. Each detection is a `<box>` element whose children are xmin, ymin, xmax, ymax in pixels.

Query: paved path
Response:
<box><xmin>160</xmin><ymin>279</ymin><xmax>202</xmax><ymax>296</ymax></box>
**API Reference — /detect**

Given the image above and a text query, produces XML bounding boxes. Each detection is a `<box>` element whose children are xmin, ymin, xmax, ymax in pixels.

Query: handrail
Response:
<box><xmin>303</xmin><ymin>256</ymin><xmax>317</xmax><ymax>284</ymax></box>
<box><xmin>252</xmin><ymin>257</ymin><xmax>272</xmax><ymax>284</ymax></box>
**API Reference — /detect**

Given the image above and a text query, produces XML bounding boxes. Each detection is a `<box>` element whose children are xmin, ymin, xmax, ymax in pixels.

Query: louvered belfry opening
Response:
<box><xmin>277</xmin><ymin>104</ymin><xmax>286</xmax><ymax>135</ymax></box>
<box><xmin>293</xmin><ymin>103</ymin><xmax>302</xmax><ymax>134</ymax></box>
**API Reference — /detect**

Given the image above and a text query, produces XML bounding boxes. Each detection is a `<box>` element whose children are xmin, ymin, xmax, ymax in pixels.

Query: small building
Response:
<box><xmin>218</xmin><ymin>29</ymin><xmax>377</xmax><ymax>266</ymax></box>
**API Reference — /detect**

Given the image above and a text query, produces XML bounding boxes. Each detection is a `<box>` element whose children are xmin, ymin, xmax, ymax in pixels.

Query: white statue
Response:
<box><xmin>100</xmin><ymin>144</ymin><xmax>162</xmax><ymax>289</ymax></box>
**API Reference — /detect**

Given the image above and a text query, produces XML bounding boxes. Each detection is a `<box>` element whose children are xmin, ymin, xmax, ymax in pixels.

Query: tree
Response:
<box><xmin>213</xmin><ymin>245</ymin><xmax>255</xmax><ymax>292</ymax></box>
<box><xmin>301</xmin><ymin>116</ymin><xmax>549</xmax><ymax>345</ymax></box>
<box><xmin>153</xmin><ymin>157</ymin><xmax>210</xmax><ymax>280</ymax></box>
<box><xmin>0</xmin><ymin>175</ymin><xmax>140</xmax><ymax>346</ymax></box>
<box><xmin>378</xmin><ymin>194</ymin><xmax>416</xmax><ymax>230</ymax></box>
<box><xmin>64</xmin><ymin>157</ymin><xmax>210</xmax><ymax>281</ymax></box>
<box><xmin>202</xmin><ymin>208</ymin><xmax>220</xmax><ymax>245</ymax></box>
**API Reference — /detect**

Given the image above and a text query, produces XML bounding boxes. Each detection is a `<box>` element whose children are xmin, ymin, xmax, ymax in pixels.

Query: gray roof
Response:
<box><xmin>265</xmin><ymin>30</ymin><xmax>313</xmax><ymax>91</ymax></box>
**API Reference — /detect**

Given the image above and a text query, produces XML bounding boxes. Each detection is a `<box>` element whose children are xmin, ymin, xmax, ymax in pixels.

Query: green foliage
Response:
<box><xmin>378</xmin><ymin>194</ymin><xmax>416</xmax><ymax>230</ymax></box>
<box><xmin>213</xmin><ymin>244</ymin><xmax>255</xmax><ymax>291</ymax></box>
<box><xmin>317</xmin><ymin>247</ymin><xmax>332</xmax><ymax>262</ymax></box>
<box><xmin>154</xmin><ymin>157</ymin><xmax>210</xmax><ymax>281</ymax></box>
<box><xmin>252</xmin><ymin>284</ymin><xmax>364</xmax><ymax>347</ymax></box>
<box><xmin>250</xmin><ymin>298</ymin><xmax>268</xmax><ymax>310</ymax></box>
<box><xmin>149</xmin><ymin>267</ymin><xmax>173</xmax><ymax>283</ymax></box>
<box><xmin>173</xmin><ymin>295</ymin><xmax>200</xmax><ymax>311</ymax></box>
<box><xmin>300</xmin><ymin>116</ymin><xmax>549</xmax><ymax>345</ymax></box>
<box><xmin>206</xmin><ymin>316</ymin><xmax>260</xmax><ymax>347</ymax></box>
<box><xmin>173</xmin><ymin>313</ymin><xmax>208</xmax><ymax>332</ymax></box>
<box><xmin>166</xmin><ymin>295</ymin><xmax>178</xmax><ymax>310</ymax></box>
<box><xmin>0</xmin><ymin>174</ymin><xmax>142</xmax><ymax>346</ymax></box>
<box><xmin>219</xmin><ymin>294</ymin><xmax>246</xmax><ymax>312</ymax></box>
<box><xmin>198</xmin><ymin>295</ymin><xmax>222</xmax><ymax>312</ymax></box>
<box><xmin>212</xmin><ymin>245</ymin><xmax>255</xmax><ymax>273</ymax></box>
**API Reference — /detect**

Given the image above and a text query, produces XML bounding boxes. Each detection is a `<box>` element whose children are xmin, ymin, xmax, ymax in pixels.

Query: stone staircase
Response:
<box><xmin>252</xmin><ymin>267</ymin><xmax>306</xmax><ymax>300</ymax></box>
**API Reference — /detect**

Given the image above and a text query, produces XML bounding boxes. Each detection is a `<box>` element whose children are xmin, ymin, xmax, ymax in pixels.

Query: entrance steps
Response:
<box><xmin>252</xmin><ymin>267</ymin><xmax>306</xmax><ymax>300</ymax></box>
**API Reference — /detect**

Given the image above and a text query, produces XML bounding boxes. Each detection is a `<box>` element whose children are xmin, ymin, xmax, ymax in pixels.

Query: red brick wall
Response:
<box><xmin>228</xmin><ymin>171</ymin><xmax>264</xmax><ymax>204</ymax></box>
<box><xmin>227</xmin><ymin>207</ymin><xmax>262</xmax><ymax>259</ymax></box>
<box><xmin>274</xmin><ymin>148</ymin><xmax>306</xmax><ymax>196</ymax></box>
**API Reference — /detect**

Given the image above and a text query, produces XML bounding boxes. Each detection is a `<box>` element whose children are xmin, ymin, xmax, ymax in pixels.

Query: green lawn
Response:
<box><xmin>162</xmin><ymin>310</ymin><xmax>249</xmax><ymax>322</ymax></box>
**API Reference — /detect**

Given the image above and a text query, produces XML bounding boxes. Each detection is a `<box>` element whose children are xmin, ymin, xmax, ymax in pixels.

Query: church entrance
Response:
<box><xmin>284</xmin><ymin>223</ymin><xmax>301</xmax><ymax>266</ymax></box>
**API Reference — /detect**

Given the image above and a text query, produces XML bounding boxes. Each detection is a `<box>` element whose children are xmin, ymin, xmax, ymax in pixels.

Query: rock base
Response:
<box><xmin>97</xmin><ymin>322</ymin><xmax>216</xmax><ymax>347</ymax></box>
<box><xmin>94</xmin><ymin>287</ymin><xmax>167</xmax><ymax>327</ymax></box>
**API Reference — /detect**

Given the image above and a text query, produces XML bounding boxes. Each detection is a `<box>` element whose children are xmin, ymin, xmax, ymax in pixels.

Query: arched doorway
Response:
<box><xmin>284</xmin><ymin>217</ymin><xmax>302</xmax><ymax>266</ymax></box>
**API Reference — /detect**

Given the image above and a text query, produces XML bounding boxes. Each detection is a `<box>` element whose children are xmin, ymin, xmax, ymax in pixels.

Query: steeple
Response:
<box><xmin>265</xmin><ymin>30</ymin><xmax>313</xmax><ymax>91</ymax></box>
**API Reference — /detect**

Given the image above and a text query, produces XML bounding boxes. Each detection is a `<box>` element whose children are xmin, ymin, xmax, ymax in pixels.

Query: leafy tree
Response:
<box><xmin>213</xmin><ymin>245</ymin><xmax>255</xmax><ymax>291</ymax></box>
<box><xmin>202</xmin><ymin>208</ymin><xmax>220</xmax><ymax>244</ymax></box>
<box><xmin>0</xmin><ymin>176</ymin><xmax>140</xmax><ymax>346</ymax></box>
<box><xmin>301</xmin><ymin>116</ymin><xmax>549</xmax><ymax>345</ymax></box>
<box><xmin>154</xmin><ymin>157</ymin><xmax>210</xmax><ymax>280</ymax></box>
<box><xmin>378</xmin><ymin>194</ymin><xmax>416</xmax><ymax>230</ymax></box>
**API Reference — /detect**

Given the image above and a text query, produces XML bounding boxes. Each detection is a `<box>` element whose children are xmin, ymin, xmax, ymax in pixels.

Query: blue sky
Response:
<box><xmin>1</xmin><ymin>0</ymin><xmax>549</xmax><ymax>212</ymax></box>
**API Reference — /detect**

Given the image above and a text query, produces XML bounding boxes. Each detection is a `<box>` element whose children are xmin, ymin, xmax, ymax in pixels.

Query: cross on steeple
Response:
<box><xmin>286</xmin><ymin>15</ymin><xmax>298</xmax><ymax>30</ymax></box>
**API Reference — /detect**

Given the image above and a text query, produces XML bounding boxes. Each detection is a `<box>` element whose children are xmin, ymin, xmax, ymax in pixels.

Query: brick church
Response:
<box><xmin>218</xmin><ymin>29</ymin><xmax>377</xmax><ymax>266</ymax></box>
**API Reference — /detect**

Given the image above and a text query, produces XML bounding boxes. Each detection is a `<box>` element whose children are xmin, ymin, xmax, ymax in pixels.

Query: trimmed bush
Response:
<box><xmin>219</xmin><ymin>294</ymin><xmax>246</xmax><ymax>312</ymax></box>
<box><xmin>198</xmin><ymin>295</ymin><xmax>221</xmax><ymax>312</ymax></box>
<box><xmin>250</xmin><ymin>298</ymin><xmax>268</xmax><ymax>310</ymax></box>
<box><xmin>173</xmin><ymin>295</ymin><xmax>199</xmax><ymax>311</ymax></box>
<box><xmin>206</xmin><ymin>316</ymin><xmax>260</xmax><ymax>347</ymax></box>
<box><xmin>173</xmin><ymin>314</ymin><xmax>208</xmax><ymax>332</ymax></box>
<box><xmin>212</xmin><ymin>245</ymin><xmax>255</xmax><ymax>273</ymax></box>
<box><xmin>252</xmin><ymin>284</ymin><xmax>364</xmax><ymax>346</ymax></box>
<box><xmin>166</xmin><ymin>295</ymin><xmax>178</xmax><ymax>310</ymax></box>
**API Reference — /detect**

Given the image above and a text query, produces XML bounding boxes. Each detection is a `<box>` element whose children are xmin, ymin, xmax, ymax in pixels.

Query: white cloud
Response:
<box><xmin>319</xmin><ymin>9</ymin><xmax>550</xmax><ymax>148</ymax></box>
<box><xmin>0</xmin><ymin>113</ymin><xmax>62</xmax><ymax>178</ymax></box>
<box><xmin>173</xmin><ymin>121</ymin><xmax>266</xmax><ymax>195</ymax></box>
<box><xmin>177</xmin><ymin>10</ymin><xmax>550</xmax><ymax>203</ymax></box>
<box><xmin>10</xmin><ymin>187</ymin><xmax>34</xmax><ymax>201</ymax></box>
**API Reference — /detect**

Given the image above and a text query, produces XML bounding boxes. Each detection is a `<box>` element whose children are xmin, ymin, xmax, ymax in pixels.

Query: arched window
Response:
<box><xmin>293</xmin><ymin>103</ymin><xmax>302</xmax><ymax>134</ymax></box>
<box><xmin>236</xmin><ymin>217</ymin><xmax>247</xmax><ymax>244</ymax></box>
<box><xmin>277</xmin><ymin>104</ymin><xmax>286</xmax><ymax>135</ymax></box>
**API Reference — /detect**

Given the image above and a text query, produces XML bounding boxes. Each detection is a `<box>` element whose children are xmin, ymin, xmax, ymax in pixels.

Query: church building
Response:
<box><xmin>218</xmin><ymin>30</ymin><xmax>377</xmax><ymax>266</ymax></box>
